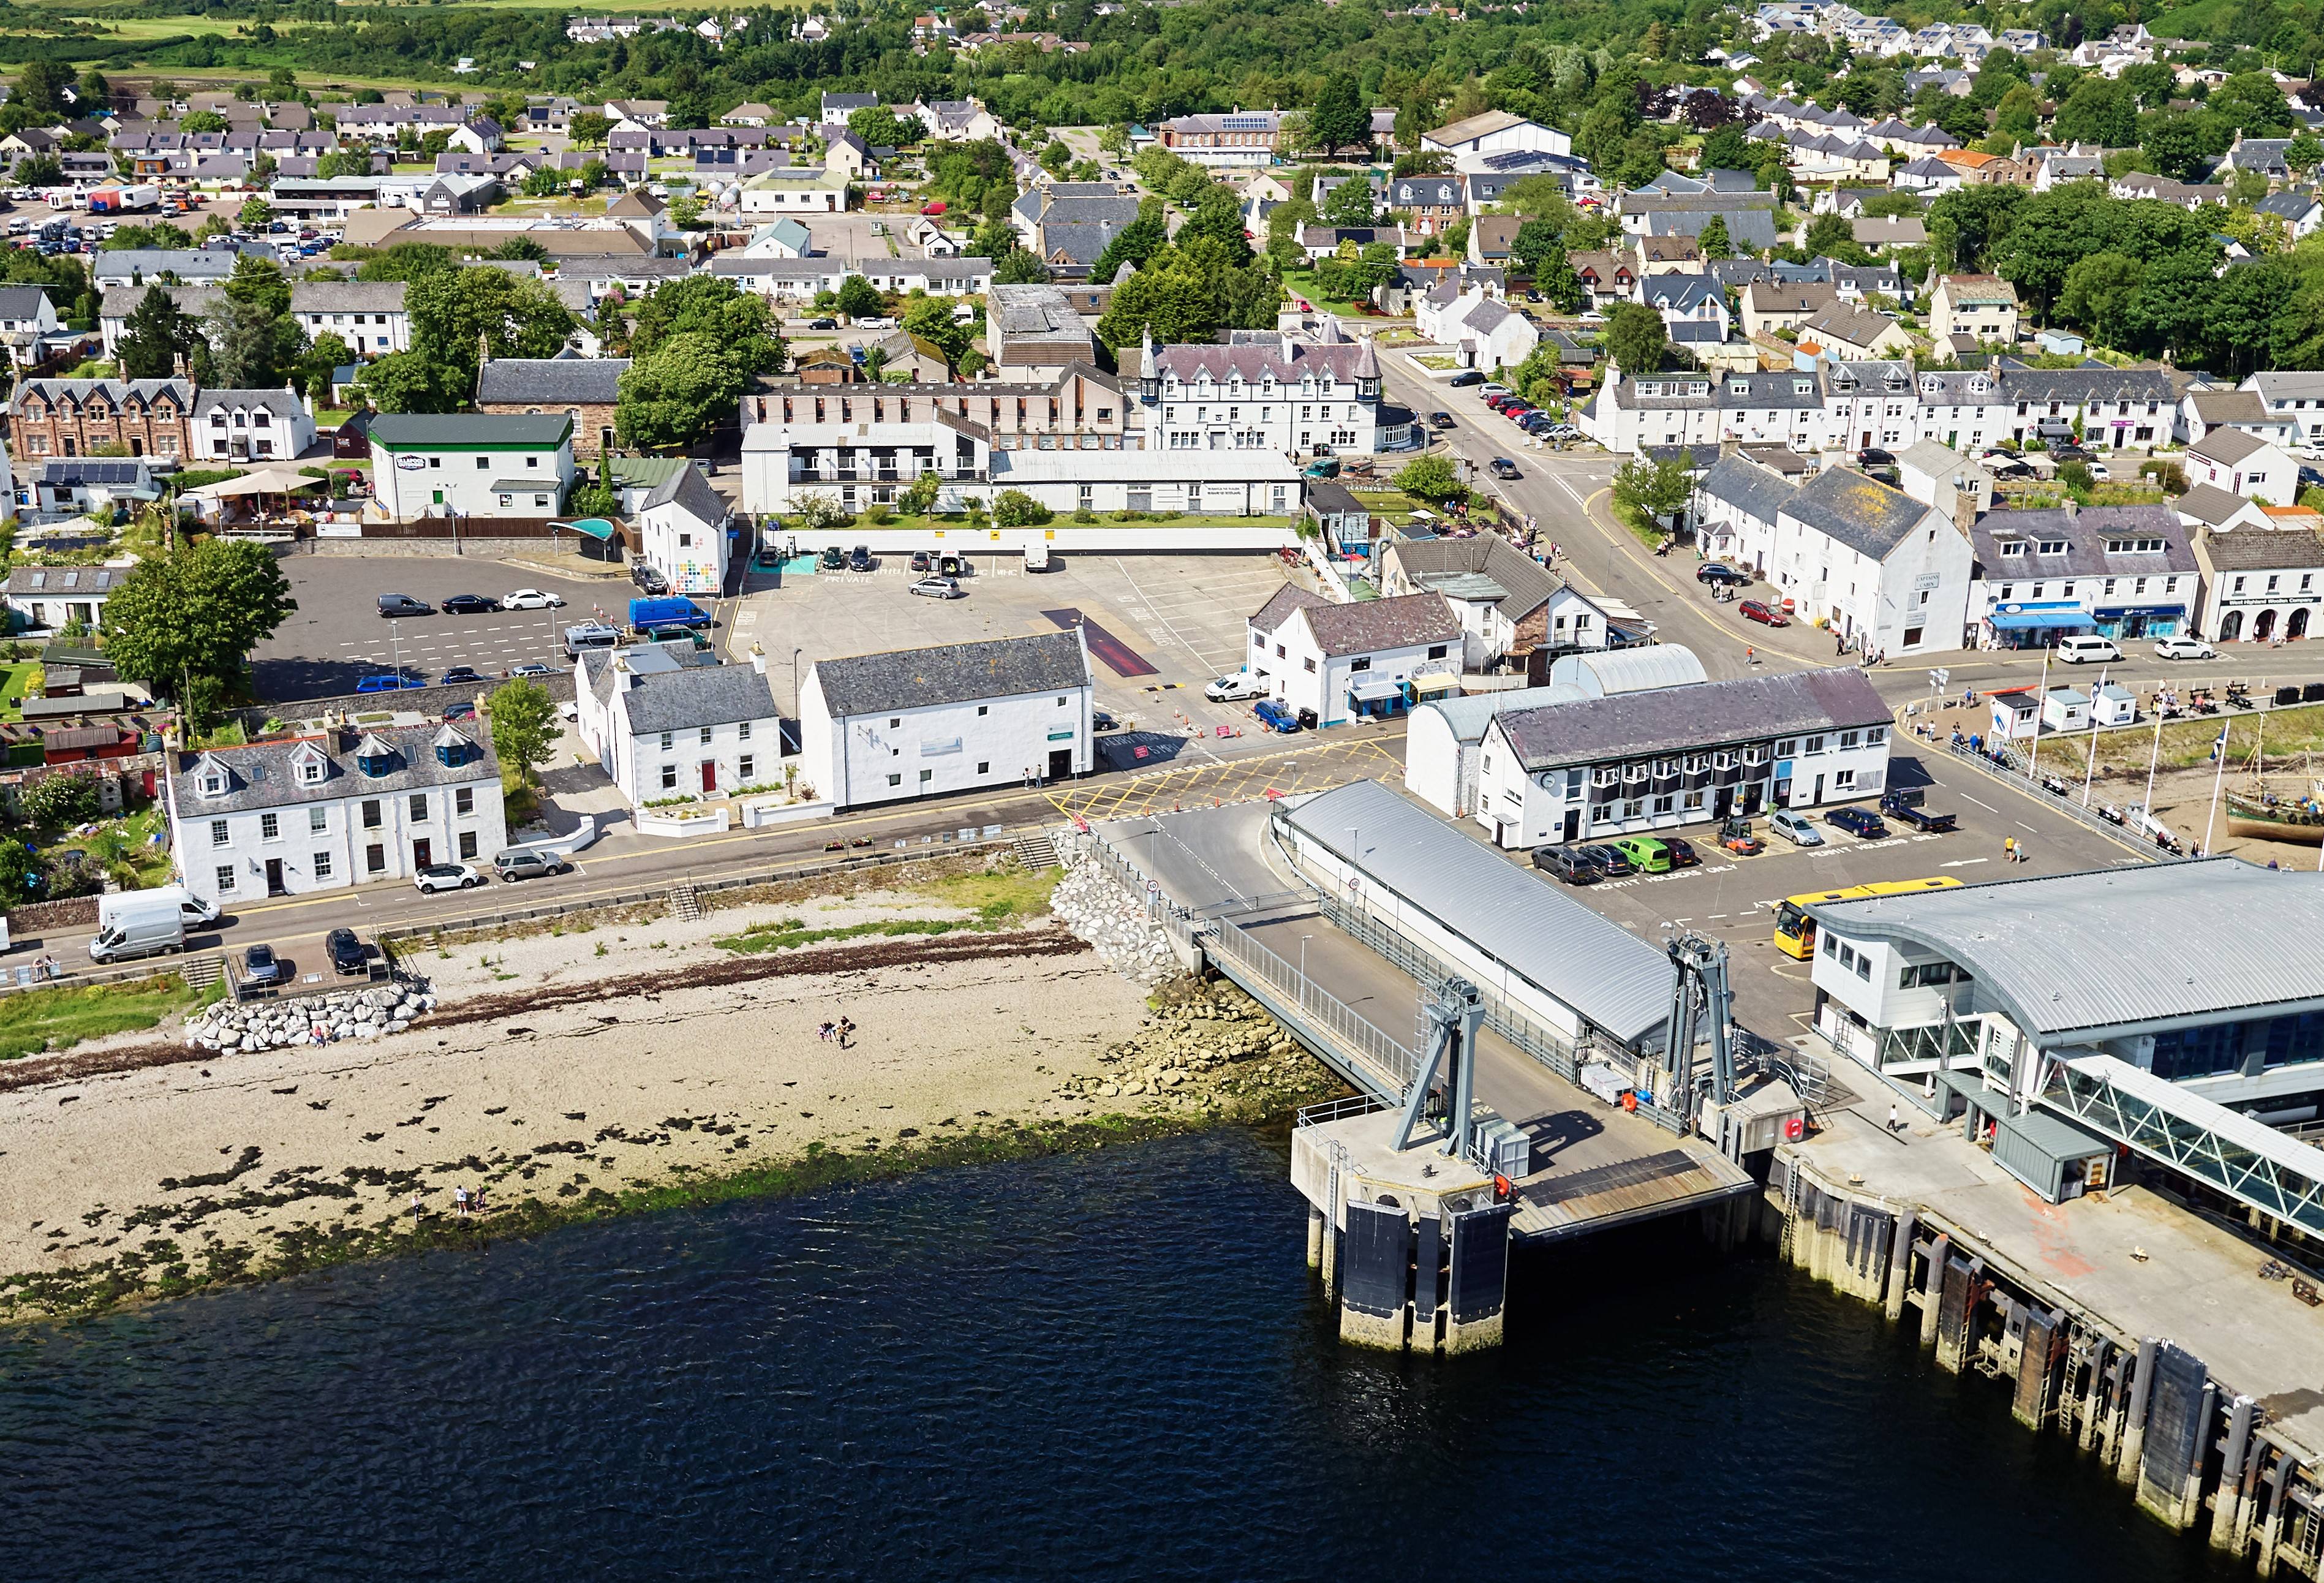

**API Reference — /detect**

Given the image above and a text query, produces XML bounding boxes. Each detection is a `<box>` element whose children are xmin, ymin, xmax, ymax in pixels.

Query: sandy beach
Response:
<box><xmin>0</xmin><ymin>861</ymin><xmax>1332</xmax><ymax>1320</ymax></box>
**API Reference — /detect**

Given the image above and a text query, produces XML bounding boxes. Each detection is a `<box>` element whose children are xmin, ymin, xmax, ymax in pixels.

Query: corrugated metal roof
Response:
<box><xmin>1808</xmin><ymin>858</ymin><xmax>2324</xmax><ymax>1038</ymax></box>
<box><xmin>1413</xmin><ymin>684</ymin><xmax>1585</xmax><ymax>745</ymax></box>
<box><xmin>1283</xmin><ymin>779</ymin><xmax>1672</xmax><ymax>1046</ymax></box>
<box><xmin>1546</xmin><ymin>644</ymin><xmax>1708</xmax><ymax>697</ymax></box>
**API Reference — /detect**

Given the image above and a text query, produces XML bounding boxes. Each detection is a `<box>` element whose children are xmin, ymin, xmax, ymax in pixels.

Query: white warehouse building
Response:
<box><xmin>798</xmin><ymin>630</ymin><xmax>1094</xmax><ymax>809</ymax></box>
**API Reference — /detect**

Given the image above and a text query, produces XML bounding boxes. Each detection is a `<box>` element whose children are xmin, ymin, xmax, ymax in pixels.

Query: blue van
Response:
<box><xmin>355</xmin><ymin>673</ymin><xmax>425</xmax><ymax>693</ymax></box>
<box><xmin>1253</xmin><ymin>699</ymin><xmax>1302</xmax><ymax>733</ymax></box>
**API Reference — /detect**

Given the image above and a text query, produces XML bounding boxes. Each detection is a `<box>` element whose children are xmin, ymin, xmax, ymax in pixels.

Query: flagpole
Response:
<box><xmin>2203</xmin><ymin>719</ymin><xmax>2228</xmax><ymax>858</ymax></box>
<box><xmin>2081</xmin><ymin>665</ymin><xmax>2106</xmax><ymax>806</ymax></box>
<box><xmin>2143</xmin><ymin>706</ymin><xmax>2162</xmax><ymax>818</ymax></box>
<box><xmin>2027</xmin><ymin>649</ymin><xmax>2050</xmax><ymax>784</ymax></box>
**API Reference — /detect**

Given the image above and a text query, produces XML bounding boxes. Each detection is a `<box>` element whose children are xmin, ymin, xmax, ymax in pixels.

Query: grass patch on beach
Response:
<box><xmin>0</xmin><ymin>973</ymin><xmax>221</xmax><ymax>1062</ymax></box>
<box><xmin>2059</xmin><ymin>701</ymin><xmax>2324</xmax><ymax>779</ymax></box>
<box><xmin>713</xmin><ymin>865</ymin><xmax>1060</xmax><ymax>954</ymax></box>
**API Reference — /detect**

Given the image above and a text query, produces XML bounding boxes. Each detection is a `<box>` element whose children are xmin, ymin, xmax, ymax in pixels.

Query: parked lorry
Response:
<box><xmin>88</xmin><ymin>892</ymin><xmax>188</xmax><ymax>963</ymax></box>
<box><xmin>88</xmin><ymin>184</ymin><xmax>160</xmax><ymax>214</ymax></box>
<box><xmin>1880</xmin><ymin>787</ymin><xmax>1957</xmax><ymax>833</ymax></box>
<box><xmin>627</xmin><ymin>596</ymin><xmax>712</xmax><ymax>635</ymax></box>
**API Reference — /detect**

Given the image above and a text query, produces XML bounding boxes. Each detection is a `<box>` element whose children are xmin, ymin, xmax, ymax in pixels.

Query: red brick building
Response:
<box><xmin>9</xmin><ymin>376</ymin><xmax>197</xmax><ymax>461</ymax></box>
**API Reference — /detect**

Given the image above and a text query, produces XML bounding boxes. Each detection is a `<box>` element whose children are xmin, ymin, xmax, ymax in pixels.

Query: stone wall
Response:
<box><xmin>186</xmin><ymin>980</ymin><xmax>436</xmax><ymax>1052</ymax></box>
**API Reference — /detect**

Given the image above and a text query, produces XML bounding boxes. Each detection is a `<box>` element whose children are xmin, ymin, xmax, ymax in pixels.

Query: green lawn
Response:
<box><xmin>713</xmin><ymin>867</ymin><xmax>1058</xmax><ymax>956</ymax></box>
<box><xmin>0</xmin><ymin>663</ymin><xmax>36</xmax><ymax>723</ymax></box>
<box><xmin>0</xmin><ymin>973</ymin><xmax>220</xmax><ymax>1062</ymax></box>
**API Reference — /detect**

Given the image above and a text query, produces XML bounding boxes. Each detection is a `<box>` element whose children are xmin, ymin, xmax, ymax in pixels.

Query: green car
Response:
<box><xmin>1609</xmin><ymin>835</ymin><xmax>1673</xmax><ymax>874</ymax></box>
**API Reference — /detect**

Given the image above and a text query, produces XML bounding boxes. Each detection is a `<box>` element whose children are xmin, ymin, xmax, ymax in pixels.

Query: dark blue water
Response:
<box><xmin>0</xmin><ymin>1128</ymin><xmax>2239</xmax><ymax>1582</ymax></box>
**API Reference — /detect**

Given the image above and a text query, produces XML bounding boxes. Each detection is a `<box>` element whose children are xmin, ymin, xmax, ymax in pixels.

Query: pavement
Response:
<box><xmin>252</xmin><ymin>559</ymin><xmax>635</xmax><ymax>698</ymax></box>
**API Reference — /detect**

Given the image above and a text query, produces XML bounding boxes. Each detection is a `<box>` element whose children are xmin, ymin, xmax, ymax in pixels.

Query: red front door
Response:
<box><xmin>700</xmin><ymin>760</ymin><xmax>717</xmax><ymax>793</ymax></box>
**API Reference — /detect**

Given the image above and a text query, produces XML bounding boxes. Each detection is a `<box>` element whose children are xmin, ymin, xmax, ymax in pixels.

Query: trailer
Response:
<box><xmin>88</xmin><ymin>184</ymin><xmax>160</xmax><ymax>214</ymax></box>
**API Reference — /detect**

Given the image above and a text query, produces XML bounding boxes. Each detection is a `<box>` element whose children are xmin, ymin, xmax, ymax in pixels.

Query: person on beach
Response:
<box><xmin>838</xmin><ymin>1017</ymin><xmax>856</xmax><ymax>1048</ymax></box>
<box><xmin>410</xmin><ymin>1192</ymin><xmax>423</xmax><ymax>1220</ymax></box>
<box><xmin>2004</xmin><ymin>836</ymin><xmax>2016</xmax><ymax>863</ymax></box>
<box><xmin>818</xmin><ymin>1021</ymin><xmax>835</xmax><ymax>1042</ymax></box>
<box><xmin>454</xmin><ymin>1185</ymin><xmax>469</xmax><ymax>1217</ymax></box>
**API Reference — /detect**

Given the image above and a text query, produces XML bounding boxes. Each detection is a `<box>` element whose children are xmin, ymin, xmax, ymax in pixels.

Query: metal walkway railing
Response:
<box><xmin>1198</xmin><ymin>909</ymin><xmax>1418</xmax><ymax>1101</ymax></box>
<box><xmin>2043</xmin><ymin>1054</ymin><xmax>2324</xmax><ymax>1237</ymax></box>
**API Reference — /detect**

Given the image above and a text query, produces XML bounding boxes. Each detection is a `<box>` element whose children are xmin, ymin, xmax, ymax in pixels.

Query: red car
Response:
<box><xmin>1740</xmin><ymin>599</ymin><xmax>1789</xmax><ymax>627</ymax></box>
<box><xmin>1503</xmin><ymin>404</ymin><xmax>1535</xmax><ymax>420</ymax></box>
<box><xmin>1485</xmin><ymin>394</ymin><xmax>1519</xmax><ymax>410</ymax></box>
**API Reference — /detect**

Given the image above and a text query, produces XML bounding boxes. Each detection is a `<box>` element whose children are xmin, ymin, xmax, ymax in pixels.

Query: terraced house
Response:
<box><xmin>7</xmin><ymin>376</ymin><xmax>194</xmax><ymax>460</ymax></box>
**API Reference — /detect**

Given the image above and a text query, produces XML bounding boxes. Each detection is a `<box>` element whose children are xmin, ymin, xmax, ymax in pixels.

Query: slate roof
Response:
<box><xmin>1152</xmin><ymin>334</ymin><xmax>1380</xmax><ymax>385</ymax></box>
<box><xmin>1971</xmin><ymin>505</ymin><xmax>2197</xmax><ymax>575</ymax></box>
<box><xmin>2190</xmin><ymin>426</ymin><xmax>2271</xmax><ymax>467</ymax></box>
<box><xmin>2176</xmin><ymin>483</ymin><xmax>2260</xmax><ymax>528</ymax></box>
<box><xmin>641</xmin><ymin>463</ymin><xmax>725</xmax><ymax>524</ymax></box>
<box><xmin>1379</xmin><ymin>537</ymin><xmax>1569</xmax><ymax>622</ymax></box>
<box><xmin>1800</xmin><ymin>301</ymin><xmax>1902</xmax><ymax>352</ymax></box>
<box><xmin>1743</xmin><ymin>280</ymin><xmax>1835</xmax><ymax>317</ymax></box>
<box><xmin>1697</xmin><ymin>454</ymin><xmax>1795</xmax><ymax>526</ymax></box>
<box><xmin>1781</xmin><ymin>468</ymin><xmax>1934</xmax><ymax>560</ymax></box>
<box><xmin>614</xmin><ymin>660</ymin><xmax>779</xmax><ymax>736</ymax></box>
<box><xmin>2187</xmin><ymin>390</ymin><xmax>2269</xmax><ymax>426</ymax></box>
<box><xmin>1294</xmin><ymin>592</ymin><xmax>1461</xmax><ymax>657</ymax></box>
<box><xmin>1494</xmin><ymin>667</ymin><xmax>1890</xmax><ymax>771</ymax></box>
<box><xmin>3</xmin><ymin>565</ymin><xmax>120</xmax><ymax>596</ymax></box>
<box><xmin>173</xmin><ymin>727</ymin><xmax>497</xmax><ymax>817</ymax></box>
<box><xmin>368</xmin><ymin>413</ymin><xmax>572</xmax><ymax>447</ymax></box>
<box><xmin>2197</xmin><ymin>527</ymin><xmax>2324</xmax><ymax>570</ymax></box>
<box><xmin>477</xmin><ymin>357</ymin><xmax>631</xmax><ymax>404</ymax></box>
<box><xmin>1248</xmin><ymin>584</ymin><xmax>1330</xmax><ymax>636</ymax></box>
<box><xmin>812</xmin><ymin>631</ymin><xmax>1090</xmax><ymax>717</ymax></box>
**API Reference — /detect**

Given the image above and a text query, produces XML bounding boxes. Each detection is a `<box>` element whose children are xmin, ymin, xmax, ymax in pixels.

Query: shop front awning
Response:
<box><xmin>2092</xmin><ymin>605</ymin><xmax>2187</xmax><ymax>619</ymax></box>
<box><xmin>554</xmin><ymin>516</ymin><xmax>617</xmax><ymax>542</ymax></box>
<box><xmin>1348</xmin><ymin>676</ymin><xmax>1404</xmax><ymax>703</ymax></box>
<box><xmin>1409</xmin><ymin>671</ymin><xmax>1460</xmax><ymax>696</ymax></box>
<box><xmin>1989</xmin><ymin>608</ymin><xmax>2096</xmax><ymax>631</ymax></box>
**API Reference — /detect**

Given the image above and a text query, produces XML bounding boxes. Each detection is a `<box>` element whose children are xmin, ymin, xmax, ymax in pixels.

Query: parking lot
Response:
<box><xmin>1503</xmin><ymin>744</ymin><xmax>2158</xmax><ymax>1042</ymax></box>
<box><xmin>738</xmin><ymin>550</ymin><xmax>1300</xmax><ymax>750</ymax></box>
<box><xmin>253</xmin><ymin>559</ymin><xmax>628</xmax><ymax>700</ymax></box>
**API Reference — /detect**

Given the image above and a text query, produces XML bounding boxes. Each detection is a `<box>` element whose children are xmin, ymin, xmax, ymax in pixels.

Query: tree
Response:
<box><xmin>1928</xmin><ymin>184</ymin><xmax>2025</xmax><ymax>271</ymax></box>
<box><xmin>899</xmin><ymin>470</ymin><xmax>941</xmax><ymax>516</ymax></box>
<box><xmin>992</xmin><ymin>489</ymin><xmax>1054</xmax><ymax>526</ymax></box>
<box><xmin>1702</xmin><ymin>124</ymin><xmax>1756</xmax><ymax>171</ymax></box>
<box><xmin>1803</xmin><ymin>211</ymin><xmax>1863</xmax><ymax>261</ymax></box>
<box><xmin>486</xmin><ymin>678</ymin><xmax>559</xmax><ymax>792</ymax></box>
<box><xmin>2060</xmin><ymin>251</ymin><xmax>2145</xmax><ymax>344</ymax></box>
<box><xmin>2053</xmin><ymin>79</ymin><xmax>2136</xmax><ymax>150</ymax></box>
<box><xmin>1039</xmin><ymin>138</ymin><xmax>1071</xmax><ymax>176</ymax></box>
<box><xmin>76</xmin><ymin>66</ymin><xmax>110</xmax><ymax>111</ymax></box>
<box><xmin>1307</xmin><ymin>72</ymin><xmax>1371</xmax><ymax>157</ymax></box>
<box><xmin>1395</xmin><ymin>454</ymin><xmax>1465</xmax><ymax>503</ymax></box>
<box><xmin>994</xmin><ymin>246</ymin><xmax>1051</xmax><ymax>284</ymax></box>
<box><xmin>1612</xmin><ymin>456</ymin><xmax>1692</xmax><ymax>529</ymax></box>
<box><xmin>833</xmin><ymin>274</ymin><xmax>884</xmax><ymax>320</ymax></box>
<box><xmin>298</xmin><ymin>330</ymin><xmax>351</xmax><ymax>404</ymax></box>
<box><xmin>2210</xmin><ymin>72</ymin><xmax>2293</xmax><ymax>136</ymax></box>
<box><xmin>0</xmin><ymin>842</ymin><xmax>42</xmax><ymax>907</ymax></box>
<box><xmin>524</xmin><ymin>164</ymin><xmax>565</xmax><ymax>197</ymax></box>
<box><xmin>404</xmin><ymin>266</ymin><xmax>573</xmax><ymax>380</ymax></box>
<box><xmin>354</xmin><ymin>242</ymin><xmax>456</xmax><ymax>282</ymax></box>
<box><xmin>2289</xmin><ymin>132</ymin><xmax>2324</xmax><ymax>179</ymax></box>
<box><xmin>1088</xmin><ymin>204</ymin><xmax>1168</xmax><ymax>283</ymax></box>
<box><xmin>849</xmin><ymin>106</ymin><xmax>921</xmax><ymax>150</ymax></box>
<box><xmin>2122</xmin><ymin>62</ymin><xmax>2177</xmax><ymax>111</ymax></box>
<box><xmin>236</xmin><ymin>196</ymin><xmax>271</xmax><ymax>232</ymax></box>
<box><xmin>99</xmin><ymin>538</ymin><xmax>296</xmax><ymax>700</ymax></box>
<box><xmin>616</xmin><ymin>333</ymin><xmax>749</xmax><ymax>450</ymax></box>
<box><xmin>222</xmin><ymin>252</ymin><xmax>291</xmax><ymax>320</ymax></box>
<box><xmin>181</xmin><ymin>110</ymin><xmax>230</xmax><ymax>135</ymax></box>
<box><xmin>352</xmin><ymin>350</ymin><xmax>469</xmax><ymax>413</ymax></box>
<box><xmin>14</xmin><ymin>60</ymin><xmax>73</xmax><ymax>119</ymax></box>
<box><xmin>628</xmin><ymin>276</ymin><xmax>783</xmax><ymax>376</ymax></box>
<box><xmin>1993</xmin><ymin>83</ymin><xmax>2042</xmax><ymax>143</ymax></box>
<box><xmin>13</xmin><ymin>154</ymin><xmax>61</xmax><ymax>189</ymax></box>
<box><xmin>570</xmin><ymin>111</ymin><xmax>613</xmax><ymax>148</ymax></box>
<box><xmin>205</xmin><ymin>293</ymin><xmax>302</xmax><ymax>388</ymax></box>
<box><xmin>115</xmin><ymin>284</ymin><xmax>203</xmax><ymax>380</ymax></box>
<box><xmin>1697</xmin><ymin>215</ymin><xmax>1733</xmax><ymax>259</ymax></box>
<box><xmin>19</xmin><ymin>773</ymin><xmax>99</xmax><ymax>829</ymax></box>
<box><xmin>496</xmin><ymin>236</ymin><xmax>551</xmax><ymax>262</ymax></box>
<box><xmin>1603</xmin><ymin>301</ymin><xmax>1669</xmax><ymax>375</ymax></box>
<box><xmin>1318</xmin><ymin>176</ymin><xmax>1378</xmax><ymax>227</ymax></box>
<box><xmin>1508</xmin><ymin>219</ymin><xmax>1562</xmax><ymax>278</ymax></box>
<box><xmin>1535</xmin><ymin>249</ymin><xmax>1583</xmax><ymax>312</ymax></box>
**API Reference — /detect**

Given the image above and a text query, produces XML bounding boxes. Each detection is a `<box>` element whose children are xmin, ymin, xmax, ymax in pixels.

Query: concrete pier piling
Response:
<box><xmin>1306</xmin><ymin>1207</ymin><xmax>1324</xmax><ymax>1271</ymax></box>
<box><xmin>2120</xmin><ymin>1338</ymin><xmax>2157</xmax><ymax>1491</ymax></box>
<box><xmin>2216</xmin><ymin>1396</ymin><xmax>2257</xmax><ymax>1552</ymax></box>
<box><xmin>1883</xmin><ymin>1210</ymin><xmax>1915</xmax><ymax>1321</ymax></box>
<box><xmin>1919</xmin><ymin>1232</ymin><xmax>1949</xmax><ymax>1351</ymax></box>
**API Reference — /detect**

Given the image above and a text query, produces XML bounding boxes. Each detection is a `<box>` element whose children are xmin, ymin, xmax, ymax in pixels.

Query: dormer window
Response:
<box><xmin>200</xmin><ymin>773</ymin><xmax>224</xmax><ymax>795</ymax></box>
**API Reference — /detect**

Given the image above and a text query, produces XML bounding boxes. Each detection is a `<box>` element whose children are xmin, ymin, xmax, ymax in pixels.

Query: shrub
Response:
<box><xmin>992</xmin><ymin>489</ymin><xmax>1053</xmax><ymax>527</ymax></box>
<box><xmin>19</xmin><ymin>773</ymin><xmax>100</xmax><ymax>829</ymax></box>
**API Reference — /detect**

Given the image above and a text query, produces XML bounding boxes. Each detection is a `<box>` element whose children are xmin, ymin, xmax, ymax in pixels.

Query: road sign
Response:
<box><xmin>1928</xmin><ymin>668</ymin><xmax>1951</xmax><ymax>690</ymax></box>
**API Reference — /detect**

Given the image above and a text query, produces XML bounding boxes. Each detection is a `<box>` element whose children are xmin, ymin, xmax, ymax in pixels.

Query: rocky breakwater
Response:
<box><xmin>187</xmin><ymin>983</ymin><xmax>437</xmax><ymax>1053</ymax></box>
<box><xmin>1052</xmin><ymin>980</ymin><xmax>1345</xmax><ymax>1114</ymax></box>
<box><xmin>1047</xmin><ymin>848</ymin><xmax>1187</xmax><ymax>988</ymax></box>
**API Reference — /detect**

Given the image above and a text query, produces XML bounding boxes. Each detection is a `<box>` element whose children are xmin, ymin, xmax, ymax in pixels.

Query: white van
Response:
<box><xmin>88</xmin><ymin>895</ymin><xmax>187</xmax><ymax>963</ymax></box>
<box><xmin>100</xmin><ymin>885</ymin><xmax>221</xmax><ymax>930</ymax></box>
<box><xmin>2054</xmin><ymin>635</ymin><xmax>2122</xmax><ymax>664</ymax></box>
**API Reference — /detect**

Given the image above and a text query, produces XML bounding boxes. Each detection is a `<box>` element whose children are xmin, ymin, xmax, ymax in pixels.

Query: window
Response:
<box><xmin>739</xmin><ymin>721</ymin><xmax>752</xmax><ymax>740</ymax></box>
<box><xmin>1057</xmin><ymin>696</ymin><xmax>1068</xmax><ymax>706</ymax></box>
<box><xmin>1839</xmin><ymin>730</ymin><xmax>1861</xmax><ymax>749</ymax></box>
<box><xmin>362</xmin><ymin>799</ymin><xmax>382</xmax><ymax>829</ymax></box>
<box><xmin>300</xmin><ymin>760</ymin><xmax>323</xmax><ymax>785</ymax></box>
<box><xmin>1835</xmin><ymin>768</ymin><xmax>1857</xmax><ymax>790</ymax></box>
<box><xmin>477</xmin><ymin>456</ymin><xmax>490</xmax><ymax>470</ymax></box>
<box><xmin>919</xmin><ymin>768</ymin><xmax>934</xmax><ymax>785</ymax></box>
<box><xmin>660</xmin><ymin>764</ymin><xmax>678</xmax><ymax>790</ymax></box>
<box><xmin>1867</xmin><ymin>727</ymin><xmax>1886</xmax><ymax>746</ymax></box>
<box><xmin>211</xmin><ymin>818</ymin><xmax>229</xmax><ymax>846</ymax></box>
<box><xmin>260</xmin><ymin>812</ymin><xmax>280</xmax><ymax>841</ymax></box>
<box><xmin>977</xmin><ymin>705</ymin><xmax>989</xmax><ymax>716</ymax></box>
<box><xmin>309</xmin><ymin>807</ymin><xmax>327</xmax><ymax>833</ymax></box>
<box><xmin>977</xmin><ymin>760</ymin><xmax>990</xmax><ymax>774</ymax></box>
<box><xmin>739</xmin><ymin>755</ymin><xmax>754</xmax><ymax>780</ymax></box>
<box><xmin>366</xmin><ymin>844</ymin><xmax>386</xmax><ymax>873</ymax></box>
<box><xmin>216</xmin><ymin>863</ymin><xmax>236</xmax><ymax>893</ymax></box>
<box><xmin>1427</xmin><ymin>644</ymin><xmax>1448</xmax><ymax>659</ymax></box>
<box><xmin>458</xmin><ymin>831</ymin><xmax>478</xmax><ymax>860</ymax></box>
<box><xmin>1803</xmin><ymin>735</ymin><xmax>1826</xmax><ymax>754</ymax></box>
<box><xmin>455</xmin><ymin>788</ymin><xmax>473</xmax><ymax>816</ymax></box>
<box><xmin>407</xmin><ymin>793</ymin><xmax>428</xmax><ymax>820</ymax></box>
<box><xmin>661</xmin><ymin>731</ymin><xmax>675</xmax><ymax>749</ymax></box>
<box><xmin>314</xmin><ymin>850</ymin><xmax>333</xmax><ymax>879</ymax></box>
<box><xmin>888</xmin><ymin>773</ymin><xmax>902</xmax><ymax>787</ymax></box>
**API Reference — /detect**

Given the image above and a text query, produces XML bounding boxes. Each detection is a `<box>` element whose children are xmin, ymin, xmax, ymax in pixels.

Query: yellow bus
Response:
<box><xmin>1772</xmin><ymin>876</ymin><xmax>1962</xmax><ymax>959</ymax></box>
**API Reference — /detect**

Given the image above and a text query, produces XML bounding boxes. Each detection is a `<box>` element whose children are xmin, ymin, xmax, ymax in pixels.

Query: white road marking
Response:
<box><xmin>1960</xmin><ymin>794</ymin><xmax>1998</xmax><ymax>812</ymax></box>
<box><xmin>1939</xmin><ymin>858</ymin><xmax>1990</xmax><ymax>868</ymax></box>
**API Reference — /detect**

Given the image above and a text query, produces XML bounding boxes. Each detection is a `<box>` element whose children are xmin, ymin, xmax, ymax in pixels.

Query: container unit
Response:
<box><xmin>1990</xmin><ymin>1109</ymin><xmax>2115</xmax><ymax>1204</ymax></box>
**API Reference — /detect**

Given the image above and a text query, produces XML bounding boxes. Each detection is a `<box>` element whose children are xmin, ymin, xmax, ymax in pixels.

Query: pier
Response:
<box><xmin>1083</xmin><ymin>780</ymin><xmax>1793</xmax><ymax>1353</ymax></box>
